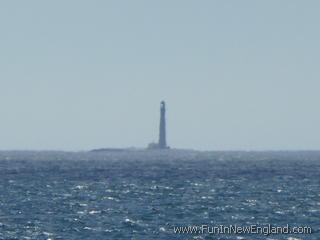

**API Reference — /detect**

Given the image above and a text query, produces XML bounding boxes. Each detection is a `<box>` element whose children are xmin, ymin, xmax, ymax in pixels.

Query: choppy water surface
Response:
<box><xmin>0</xmin><ymin>150</ymin><xmax>319</xmax><ymax>239</ymax></box>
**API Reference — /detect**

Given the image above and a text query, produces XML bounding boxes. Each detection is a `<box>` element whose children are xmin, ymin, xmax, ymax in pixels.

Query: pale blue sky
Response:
<box><xmin>1</xmin><ymin>1</ymin><xmax>320</xmax><ymax>150</ymax></box>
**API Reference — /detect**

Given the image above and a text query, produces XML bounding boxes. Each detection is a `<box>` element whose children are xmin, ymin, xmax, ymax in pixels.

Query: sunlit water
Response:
<box><xmin>0</xmin><ymin>150</ymin><xmax>319</xmax><ymax>239</ymax></box>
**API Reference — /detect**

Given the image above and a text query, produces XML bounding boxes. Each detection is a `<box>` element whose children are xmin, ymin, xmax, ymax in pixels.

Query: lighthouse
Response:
<box><xmin>147</xmin><ymin>101</ymin><xmax>169</xmax><ymax>149</ymax></box>
<box><xmin>159</xmin><ymin>101</ymin><xmax>167</xmax><ymax>148</ymax></box>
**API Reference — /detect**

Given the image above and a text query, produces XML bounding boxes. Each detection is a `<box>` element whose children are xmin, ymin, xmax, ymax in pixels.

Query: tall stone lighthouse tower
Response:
<box><xmin>158</xmin><ymin>101</ymin><xmax>167</xmax><ymax>149</ymax></box>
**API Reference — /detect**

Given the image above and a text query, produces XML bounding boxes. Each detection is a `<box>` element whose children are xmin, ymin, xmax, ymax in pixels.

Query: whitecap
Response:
<box><xmin>103</xmin><ymin>196</ymin><xmax>118</xmax><ymax>201</ymax></box>
<box><xmin>43</xmin><ymin>232</ymin><xmax>53</xmax><ymax>236</ymax></box>
<box><xmin>159</xmin><ymin>226</ymin><xmax>166</xmax><ymax>231</ymax></box>
<box><xmin>89</xmin><ymin>210</ymin><xmax>101</xmax><ymax>214</ymax></box>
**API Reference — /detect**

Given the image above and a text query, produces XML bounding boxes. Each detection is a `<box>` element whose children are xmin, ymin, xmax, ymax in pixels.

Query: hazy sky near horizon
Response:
<box><xmin>1</xmin><ymin>1</ymin><xmax>320</xmax><ymax>151</ymax></box>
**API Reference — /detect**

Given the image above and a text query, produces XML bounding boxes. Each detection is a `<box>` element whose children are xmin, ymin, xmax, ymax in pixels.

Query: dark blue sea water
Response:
<box><xmin>0</xmin><ymin>150</ymin><xmax>319</xmax><ymax>240</ymax></box>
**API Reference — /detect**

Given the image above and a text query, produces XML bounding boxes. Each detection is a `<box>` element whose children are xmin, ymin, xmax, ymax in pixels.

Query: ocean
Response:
<box><xmin>0</xmin><ymin>150</ymin><xmax>319</xmax><ymax>240</ymax></box>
